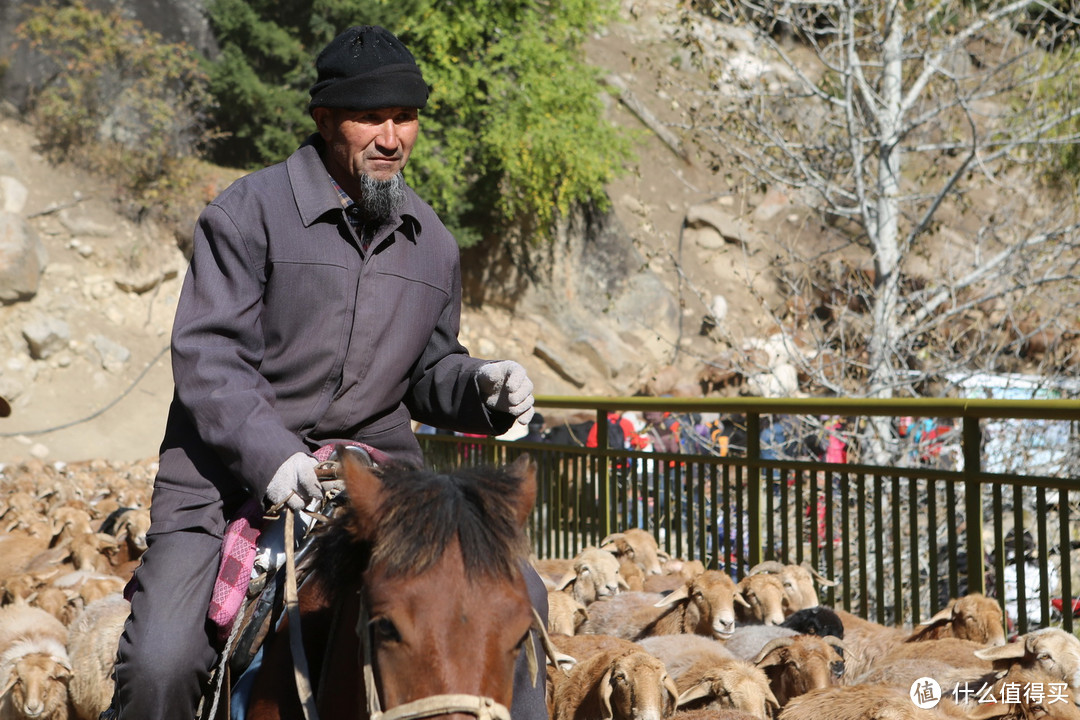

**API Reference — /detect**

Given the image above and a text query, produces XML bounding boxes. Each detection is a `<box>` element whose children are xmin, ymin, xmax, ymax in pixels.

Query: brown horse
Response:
<box><xmin>245</xmin><ymin>448</ymin><xmax>539</xmax><ymax>720</ymax></box>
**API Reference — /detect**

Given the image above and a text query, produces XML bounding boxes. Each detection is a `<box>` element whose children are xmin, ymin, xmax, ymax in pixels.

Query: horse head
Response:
<box><xmin>248</xmin><ymin>449</ymin><xmax>538</xmax><ymax>720</ymax></box>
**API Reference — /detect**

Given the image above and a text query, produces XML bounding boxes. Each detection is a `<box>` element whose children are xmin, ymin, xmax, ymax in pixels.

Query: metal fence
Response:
<box><xmin>418</xmin><ymin>395</ymin><xmax>1080</xmax><ymax>634</ymax></box>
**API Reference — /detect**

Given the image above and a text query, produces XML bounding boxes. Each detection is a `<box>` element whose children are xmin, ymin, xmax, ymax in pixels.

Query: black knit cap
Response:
<box><xmin>308</xmin><ymin>25</ymin><xmax>429</xmax><ymax>113</ymax></box>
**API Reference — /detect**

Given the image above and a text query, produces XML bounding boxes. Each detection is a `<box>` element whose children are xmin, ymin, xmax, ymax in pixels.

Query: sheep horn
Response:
<box><xmin>748</xmin><ymin>560</ymin><xmax>787</xmax><ymax>575</ymax></box>
<box><xmin>599</xmin><ymin>532</ymin><xmax>627</xmax><ymax>548</ymax></box>
<box><xmin>752</xmin><ymin>636</ymin><xmax>796</xmax><ymax>665</ymax></box>
<box><xmin>800</xmin><ymin>561</ymin><xmax>838</xmax><ymax>586</ymax></box>
<box><xmin>675</xmin><ymin>681</ymin><xmax>713</xmax><ymax>708</ymax></box>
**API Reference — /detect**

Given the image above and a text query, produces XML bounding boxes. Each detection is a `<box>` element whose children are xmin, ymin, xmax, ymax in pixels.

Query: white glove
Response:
<box><xmin>265</xmin><ymin>452</ymin><xmax>322</xmax><ymax>512</ymax></box>
<box><xmin>477</xmin><ymin>360</ymin><xmax>535</xmax><ymax>425</ymax></box>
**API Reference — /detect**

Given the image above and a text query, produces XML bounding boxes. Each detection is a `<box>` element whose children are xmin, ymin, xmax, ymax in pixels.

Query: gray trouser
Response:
<box><xmin>112</xmin><ymin>532</ymin><xmax>550</xmax><ymax>720</ymax></box>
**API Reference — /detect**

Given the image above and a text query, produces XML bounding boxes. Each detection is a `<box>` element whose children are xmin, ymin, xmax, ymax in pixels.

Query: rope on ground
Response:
<box><xmin>0</xmin><ymin>344</ymin><xmax>171</xmax><ymax>438</ymax></box>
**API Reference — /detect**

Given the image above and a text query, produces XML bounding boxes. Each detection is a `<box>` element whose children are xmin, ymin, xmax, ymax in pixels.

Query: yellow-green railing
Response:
<box><xmin>418</xmin><ymin>396</ymin><xmax>1080</xmax><ymax>634</ymax></box>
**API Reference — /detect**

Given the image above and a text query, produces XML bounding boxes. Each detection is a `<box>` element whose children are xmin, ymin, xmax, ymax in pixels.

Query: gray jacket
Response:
<box><xmin>150</xmin><ymin>135</ymin><xmax>511</xmax><ymax>536</ymax></box>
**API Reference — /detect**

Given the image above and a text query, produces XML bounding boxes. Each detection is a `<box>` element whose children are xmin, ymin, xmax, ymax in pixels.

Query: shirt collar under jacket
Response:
<box><xmin>287</xmin><ymin>133</ymin><xmax>421</xmax><ymax>250</ymax></box>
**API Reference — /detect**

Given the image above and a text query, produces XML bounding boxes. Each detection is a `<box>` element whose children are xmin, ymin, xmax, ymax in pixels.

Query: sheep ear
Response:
<box><xmin>974</xmin><ymin>642</ymin><xmax>1027</xmax><ymax>661</ymax></box>
<box><xmin>676</xmin><ymin>681</ymin><xmax>713</xmax><ymax>707</ymax></box>
<box><xmin>555</xmin><ymin>571</ymin><xmax>577</xmax><ymax>591</ymax></box>
<box><xmin>734</xmin><ymin>590</ymin><xmax>751</xmax><ymax>608</ymax></box>
<box><xmin>917</xmin><ymin>604</ymin><xmax>954</xmax><ymax>627</ymax></box>
<box><xmin>599</xmin><ymin>668</ymin><xmax>615</xmax><ymax>720</ymax></box>
<box><xmin>766</xmin><ymin>687</ymin><xmax>781</xmax><ymax>710</ymax></box>
<box><xmin>617</xmin><ymin>574</ymin><xmax>631</xmax><ymax>590</ymax></box>
<box><xmin>655</xmin><ymin>586</ymin><xmax>688</xmax><ymax>607</ymax></box>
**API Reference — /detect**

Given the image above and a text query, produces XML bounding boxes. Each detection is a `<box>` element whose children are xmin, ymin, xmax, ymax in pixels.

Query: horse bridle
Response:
<box><xmin>283</xmin><ymin>508</ymin><xmax>564</xmax><ymax>720</ymax></box>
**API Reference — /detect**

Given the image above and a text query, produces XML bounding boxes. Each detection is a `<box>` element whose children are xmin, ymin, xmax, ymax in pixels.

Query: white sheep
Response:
<box><xmin>581</xmin><ymin>571</ymin><xmax>748</xmax><ymax>641</ymax></box>
<box><xmin>722</xmin><ymin>625</ymin><xmax>799</xmax><ymax>661</ymax></box>
<box><xmin>553</xmin><ymin>547</ymin><xmax>629</xmax><ymax>606</ymax></box>
<box><xmin>636</xmin><ymin>634</ymin><xmax>735</xmax><ymax>679</ymax></box>
<box><xmin>0</xmin><ymin>605</ymin><xmax>72</xmax><ymax>720</ymax></box>
<box><xmin>66</xmin><ymin>593</ymin><xmax>130</xmax><ymax>720</ymax></box>
<box><xmin>974</xmin><ymin>627</ymin><xmax>1080</xmax><ymax>690</ymax></box>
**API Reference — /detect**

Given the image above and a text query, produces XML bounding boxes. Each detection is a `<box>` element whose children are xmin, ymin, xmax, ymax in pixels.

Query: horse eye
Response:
<box><xmin>371</xmin><ymin>617</ymin><xmax>401</xmax><ymax>643</ymax></box>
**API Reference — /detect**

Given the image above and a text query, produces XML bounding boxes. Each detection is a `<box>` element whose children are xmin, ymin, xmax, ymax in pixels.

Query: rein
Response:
<box><xmin>281</xmin><ymin>460</ymin><xmax>566</xmax><ymax>720</ymax></box>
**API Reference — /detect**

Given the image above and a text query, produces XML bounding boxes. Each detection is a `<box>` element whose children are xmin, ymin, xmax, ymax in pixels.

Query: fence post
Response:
<box><xmin>747</xmin><ymin>413</ymin><xmax>763</xmax><ymax>567</ymax></box>
<box><xmin>963</xmin><ymin>416</ymin><xmax>986</xmax><ymax>595</ymax></box>
<box><xmin>596</xmin><ymin>408</ymin><xmax>612</xmax><ymax>538</ymax></box>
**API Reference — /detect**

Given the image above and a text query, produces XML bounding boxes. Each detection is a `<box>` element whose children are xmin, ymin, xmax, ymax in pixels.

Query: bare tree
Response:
<box><xmin>675</xmin><ymin>0</ymin><xmax>1080</xmax><ymax>461</ymax></box>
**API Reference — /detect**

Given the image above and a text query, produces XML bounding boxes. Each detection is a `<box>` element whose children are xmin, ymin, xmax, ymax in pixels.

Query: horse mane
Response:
<box><xmin>310</xmin><ymin>461</ymin><xmax>532</xmax><ymax>596</ymax></box>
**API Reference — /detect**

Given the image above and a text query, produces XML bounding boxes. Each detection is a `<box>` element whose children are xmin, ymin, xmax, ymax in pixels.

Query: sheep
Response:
<box><xmin>854</xmin><ymin>657</ymin><xmax>972</xmax><ymax>690</ymax></box>
<box><xmin>904</xmin><ymin>594</ymin><xmax>1006</xmax><ymax>647</ymax></box>
<box><xmin>745</xmin><ymin>562</ymin><xmax>836</xmax><ymax>613</ymax></box>
<box><xmin>581</xmin><ymin>571</ymin><xmax>749</xmax><ymax>641</ymax></box>
<box><xmin>670</xmin><ymin>656</ymin><xmax>778</xmax><ymax>719</ymax></box>
<box><xmin>47</xmin><ymin>508</ymin><xmax>94</xmax><ymax>549</ymax></box>
<box><xmin>644</xmin><ymin>561</ymin><xmax>707</xmax><ymax>594</ymax></box>
<box><xmin>775</xmin><ymin>684</ymin><xmax>940</xmax><ymax>720</ymax></box>
<box><xmin>553</xmin><ymin>547</ymin><xmax>629</xmax><ymax>606</ymax></box>
<box><xmin>722</xmin><ymin>625</ymin><xmax>799</xmax><ymax>662</ymax></box>
<box><xmin>616</xmin><ymin>556</ymin><xmax>646</xmax><ymax>592</ymax></box>
<box><xmin>66</xmin><ymin>594</ymin><xmax>130</xmax><ymax>720</ymax></box>
<box><xmin>735</xmin><ymin>574</ymin><xmax>788</xmax><ymax>626</ymax></box>
<box><xmin>0</xmin><ymin>605</ymin><xmax>72</xmax><ymax>720</ymax></box>
<box><xmin>636</xmin><ymin>635</ymin><xmax>735</xmax><ymax>680</ymax></box>
<box><xmin>826</xmin><ymin>608</ymin><xmax>908</xmax><ymax>679</ymax></box>
<box><xmin>600</xmin><ymin>529</ymin><xmax>664</xmax><ymax>575</ymax></box>
<box><xmin>669</xmin><ymin>710</ymin><xmax>760</xmax><ymax>720</ymax></box>
<box><xmin>553</xmin><ymin>634</ymin><xmax>643</xmax><ymax>665</ymax></box>
<box><xmin>877</xmin><ymin>638</ymin><xmax>994</xmax><ymax>674</ymax></box>
<box><xmin>96</xmin><ymin>508</ymin><xmax>149</xmax><ymax>567</ymax></box>
<box><xmin>779</xmin><ymin>607</ymin><xmax>845</xmax><ymax>640</ymax></box>
<box><xmin>751</xmin><ymin>635</ymin><xmax>846</xmax><ymax>708</ymax></box>
<box><xmin>0</xmin><ymin>536</ymin><xmax>49</xmax><ymax>580</ymax></box>
<box><xmin>973</xmin><ymin>627</ymin><xmax>1080</xmax><ymax>690</ymax></box>
<box><xmin>551</xmin><ymin>641</ymin><xmax>679</xmax><ymax>720</ymax></box>
<box><xmin>549</xmin><ymin>591</ymin><xmax>590</xmax><ymax>636</ymax></box>
<box><xmin>933</xmin><ymin>665</ymin><xmax>1080</xmax><ymax>720</ymax></box>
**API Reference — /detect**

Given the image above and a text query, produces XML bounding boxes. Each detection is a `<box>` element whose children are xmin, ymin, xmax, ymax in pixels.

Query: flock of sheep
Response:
<box><xmin>536</xmin><ymin>529</ymin><xmax>1080</xmax><ymax>720</ymax></box>
<box><xmin>0</xmin><ymin>458</ymin><xmax>154</xmax><ymax>720</ymax></box>
<box><xmin>1</xmin><ymin>457</ymin><xmax>1080</xmax><ymax>720</ymax></box>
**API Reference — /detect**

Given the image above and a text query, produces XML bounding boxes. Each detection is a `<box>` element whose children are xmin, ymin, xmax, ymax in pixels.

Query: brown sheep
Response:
<box><xmin>735</xmin><ymin>574</ymin><xmax>788</xmax><ymax>626</ymax></box>
<box><xmin>746</xmin><ymin>562</ymin><xmax>837</xmax><ymax>614</ymax></box>
<box><xmin>751</xmin><ymin>635</ymin><xmax>846</xmax><ymax>708</ymax></box>
<box><xmin>67</xmin><ymin>594</ymin><xmax>130</xmax><ymax>720</ymax></box>
<box><xmin>98</xmin><ymin>508</ymin><xmax>150</xmax><ymax>567</ymax></box>
<box><xmin>549</xmin><ymin>591</ymin><xmax>590</xmax><ymax>636</ymax></box>
<box><xmin>827</xmin><ymin>607</ymin><xmax>908</xmax><ymax>679</ymax></box>
<box><xmin>0</xmin><ymin>536</ymin><xmax>50</xmax><ymax>580</ymax></box>
<box><xmin>581</xmin><ymin>572</ymin><xmax>749</xmax><ymax>641</ymax></box>
<box><xmin>669</xmin><ymin>710</ymin><xmax>761</xmax><ymax>720</ymax></box>
<box><xmin>673</xmin><ymin>656</ymin><xmax>779</xmax><ymax>719</ymax></box>
<box><xmin>776</xmin><ymin>684</ymin><xmax>940</xmax><ymax>720</ymax></box>
<box><xmin>552</xmin><ymin>642</ymin><xmax>679</xmax><ymax>720</ymax></box>
<box><xmin>644</xmin><ymin>560</ymin><xmax>707</xmax><ymax>594</ymax></box>
<box><xmin>600</xmin><ymin>530</ymin><xmax>664</xmax><ymax>576</ymax></box>
<box><xmin>905</xmin><ymin>594</ymin><xmax>1006</xmax><ymax>646</ymax></box>
<box><xmin>934</xmin><ymin>665</ymin><xmax>1080</xmax><ymax>720</ymax></box>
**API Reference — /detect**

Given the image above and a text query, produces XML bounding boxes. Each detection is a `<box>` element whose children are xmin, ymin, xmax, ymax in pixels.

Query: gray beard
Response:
<box><xmin>358</xmin><ymin>172</ymin><xmax>407</xmax><ymax>224</ymax></box>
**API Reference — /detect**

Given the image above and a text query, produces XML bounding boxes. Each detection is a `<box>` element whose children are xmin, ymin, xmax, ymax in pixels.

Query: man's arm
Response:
<box><xmin>170</xmin><ymin>202</ymin><xmax>308</xmax><ymax>500</ymax></box>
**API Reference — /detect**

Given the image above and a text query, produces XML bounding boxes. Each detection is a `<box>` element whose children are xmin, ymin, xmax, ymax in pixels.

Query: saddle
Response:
<box><xmin>197</xmin><ymin>442</ymin><xmax>384</xmax><ymax>720</ymax></box>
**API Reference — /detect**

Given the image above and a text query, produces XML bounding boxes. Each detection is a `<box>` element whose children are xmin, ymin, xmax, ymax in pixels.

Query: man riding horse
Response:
<box><xmin>104</xmin><ymin>25</ymin><xmax>547</xmax><ymax>720</ymax></box>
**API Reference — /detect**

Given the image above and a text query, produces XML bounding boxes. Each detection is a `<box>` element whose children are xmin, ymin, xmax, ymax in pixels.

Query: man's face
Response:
<box><xmin>313</xmin><ymin>106</ymin><xmax>420</xmax><ymax>190</ymax></box>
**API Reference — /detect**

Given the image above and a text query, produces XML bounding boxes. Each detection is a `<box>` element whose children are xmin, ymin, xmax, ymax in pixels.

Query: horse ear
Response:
<box><xmin>506</xmin><ymin>453</ymin><xmax>537</xmax><ymax>528</ymax></box>
<box><xmin>340</xmin><ymin>445</ymin><xmax>384</xmax><ymax>541</ymax></box>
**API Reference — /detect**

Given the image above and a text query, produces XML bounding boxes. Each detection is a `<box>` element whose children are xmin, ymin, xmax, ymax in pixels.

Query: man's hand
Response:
<box><xmin>265</xmin><ymin>452</ymin><xmax>322</xmax><ymax>512</ymax></box>
<box><xmin>477</xmin><ymin>360</ymin><xmax>535</xmax><ymax>426</ymax></box>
